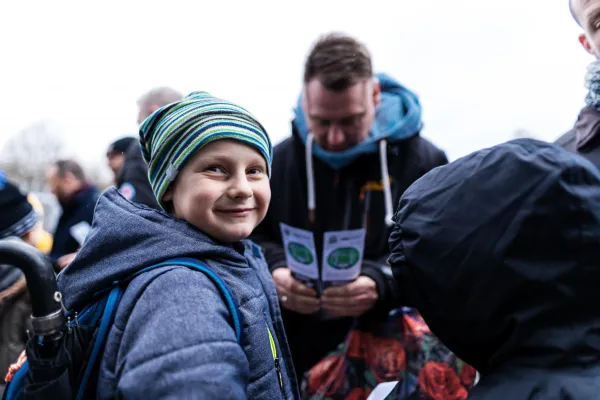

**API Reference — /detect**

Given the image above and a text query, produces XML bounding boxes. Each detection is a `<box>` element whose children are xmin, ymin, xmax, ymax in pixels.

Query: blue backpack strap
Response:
<box><xmin>76</xmin><ymin>286</ymin><xmax>122</xmax><ymax>400</ymax></box>
<box><xmin>2</xmin><ymin>360</ymin><xmax>28</xmax><ymax>400</ymax></box>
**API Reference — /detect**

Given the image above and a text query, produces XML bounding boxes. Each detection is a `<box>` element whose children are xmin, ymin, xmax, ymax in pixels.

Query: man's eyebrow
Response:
<box><xmin>308</xmin><ymin>112</ymin><xmax>366</xmax><ymax>120</ymax></box>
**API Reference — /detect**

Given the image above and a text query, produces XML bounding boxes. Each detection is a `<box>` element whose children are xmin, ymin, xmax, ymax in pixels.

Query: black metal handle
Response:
<box><xmin>0</xmin><ymin>237</ymin><xmax>65</xmax><ymax>335</ymax></box>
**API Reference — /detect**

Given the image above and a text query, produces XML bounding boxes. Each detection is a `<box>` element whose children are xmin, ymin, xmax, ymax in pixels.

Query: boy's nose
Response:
<box><xmin>228</xmin><ymin>176</ymin><xmax>253</xmax><ymax>199</ymax></box>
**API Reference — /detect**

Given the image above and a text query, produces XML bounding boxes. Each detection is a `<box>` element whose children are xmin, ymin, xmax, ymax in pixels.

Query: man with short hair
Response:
<box><xmin>107</xmin><ymin>87</ymin><xmax>184</xmax><ymax>210</ymax></box>
<box><xmin>556</xmin><ymin>0</ymin><xmax>600</xmax><ymax>167</ymax></box>
<box><xmin>136</xmin><ymin>86</ymin><xmax>184</xmax><ymax>125</ymax></box>
<box><xmin>46</xmin><ymin>159</ymin><xmax>98</xmax><ymax>267</ymax></box>
<box><xmin>252</xmin><ymin>33</ymin><xmax>448</xmax><ymax>378</ymax></box>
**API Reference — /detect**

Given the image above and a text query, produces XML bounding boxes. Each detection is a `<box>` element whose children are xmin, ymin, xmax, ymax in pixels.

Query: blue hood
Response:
<box><xmin>57</xmin><ymin>187</ymin><xmax>249</xmax><ymax>309</ymax></box>
<box><xmin>294</xmin><ymin>73</ymin><xmax>423</xmax><ymax>169</ymax></box>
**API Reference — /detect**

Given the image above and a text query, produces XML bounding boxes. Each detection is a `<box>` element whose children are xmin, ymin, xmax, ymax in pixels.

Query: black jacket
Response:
<box><xmin>115</xmin><ymin>141</ymin><xmax>160</xmax><ymax>210</ymax></box>
<box><xmin>252</xmin><ymin>128</ymin><xmax>448</xmax><ymax>378</ymax></box>
<box><xmin>389</xmin><ymin>139</ymin><xmax>600</xmax><ymax>398</ymax></box>
<box><xmin>50</xmin><ymin>185</ymin><xmax>98</xmax><ymax>261</ymax></box>
<box><xmin>555</xmin><ymin>106</ymin><xmax>600</xmax><ymax>169</ymax></box>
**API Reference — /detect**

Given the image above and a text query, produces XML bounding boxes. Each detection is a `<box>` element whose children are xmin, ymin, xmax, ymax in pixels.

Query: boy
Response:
<box><xmin>57</xmin><ymin>92</ymin><xmax>298</xmax><ymax>399</ymax></box>
<box><xmin>388</xmin><ymin>139</ymin><xmax>600</xmax><ymax>398</ymax></box>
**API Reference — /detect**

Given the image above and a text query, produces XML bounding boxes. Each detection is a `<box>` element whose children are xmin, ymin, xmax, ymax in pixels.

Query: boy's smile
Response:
<box><xmin>162</xmin><ymin>139</ymin><xmax>271</xmax><ymax>243</ymax></box>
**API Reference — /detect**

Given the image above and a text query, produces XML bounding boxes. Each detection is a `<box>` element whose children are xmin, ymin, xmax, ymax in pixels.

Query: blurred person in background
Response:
<box><xmin>46</xmin><ymin>160</ymin><xmax>98</xmax><ymax>269</ymax></box>
<box><xmin>0</xmin><ymin>173</ymin><xmax>52</xmax><ymax>389</ymax></box>
<box><xmin>104</xmin><ymin>87</ymin><xmax>184</xmax><ymax>210</ymax></box>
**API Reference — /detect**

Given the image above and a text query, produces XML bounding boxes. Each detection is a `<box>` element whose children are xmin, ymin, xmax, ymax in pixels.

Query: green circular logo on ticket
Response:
<box><xmin>327</xmin><ymin>248</ymin><xmax>360</xmax><ymax>269</ymax></box>
<box><xmin>288</xmin><ymin>242</ymin><xmax>314</xmax><ymax>264</ymax></box>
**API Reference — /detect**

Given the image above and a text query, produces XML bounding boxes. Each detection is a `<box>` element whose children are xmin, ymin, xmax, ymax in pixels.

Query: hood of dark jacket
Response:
<box><xmin>388</xmin><ymin>139</ymin><xmax>600</xmax><ymax>377</ymax></box>
<box><xmin>57</xmin><ymin>187</ymin><xmax>250</xmax><ymax>310</ymax></box>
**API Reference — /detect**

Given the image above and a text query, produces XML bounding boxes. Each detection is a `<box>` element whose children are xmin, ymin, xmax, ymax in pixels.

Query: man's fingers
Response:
<box><xmin>290</xmin><ymin>280</ymin><xmax>318</xmax><ymax>297</ymax></box>
<box><xmin>282</xmin><ymin>294</ymin><xmax>320</xmax><ymax>314</ymax></box>
<box><xmin>322</xmin><ymin>293</ymin><xmax>378</xmax><ymax>308</ymax></box>
<box><xmin>323</xmin><ymin>284</ymin><xmax>352</xmax><ymax>297</ymax></box>
<box><xmin>293</xmin><ymin>294</ymin><xmax>320</xmax><ymax>308</ymax></box>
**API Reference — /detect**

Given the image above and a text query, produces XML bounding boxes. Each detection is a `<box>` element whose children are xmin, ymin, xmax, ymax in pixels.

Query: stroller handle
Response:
<box><xmin>0</xmin><ymin>237</ymin><xmax>65</xmax><ymax>336</ymax></box>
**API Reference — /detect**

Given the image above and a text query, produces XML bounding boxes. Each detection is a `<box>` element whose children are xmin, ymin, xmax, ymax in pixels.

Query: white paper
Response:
<box><xmin>279</xmin><ymin>223</ymin><xmax>319</xmax><ymax>279</ymax></box>
<box><xmin>367</xmin><ymin>381</ymin><xmax>398</xmax><ymax>400</ymax></box>
<box><xmin>321</xmin><ymin>228</ymin><xmax>366</xmax><ymax>282</ymax></box>
<box><xmin>69</xmin><ymin>221</ymin><xmax>91</xmax><ymax>246</ymax></box>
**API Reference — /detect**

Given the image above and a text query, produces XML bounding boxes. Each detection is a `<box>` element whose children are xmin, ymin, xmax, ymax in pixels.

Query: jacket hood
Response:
<box><xmin>293</xmin><ymin>73</ymin><xmax>423</xmax><ymax>170</ymax></box>
<box><xmin>57</xmin><ymin>187</ymin><xmax>249</xmax><ymax>310</ymax></box>
<box><xmin>388</xmin><ymin>139</ymin><xmax>600</xmax><ymax>374</ymax></box>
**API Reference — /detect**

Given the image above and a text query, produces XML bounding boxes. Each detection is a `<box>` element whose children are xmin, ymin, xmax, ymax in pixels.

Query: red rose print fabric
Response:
<box><xmin>301</xmin><ymin>308</ymin><xmax>477</xmax><ymax>400</ymax></box>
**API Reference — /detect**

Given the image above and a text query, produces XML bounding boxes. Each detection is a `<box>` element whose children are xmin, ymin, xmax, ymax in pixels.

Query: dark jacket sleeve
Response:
<box><xmin>360</xmin><ymin>256</ymin><xmax>399</xmax><ymax>313</ymax></box>
<box><xmin>360</xmin><ymin>139</ymin><xmax>447</xmax><ymax>312</ymax></box>
<box><xmin>118</xmin><ymin>167</ymin><xmax>159</xmax><ymax>210</ymax></box>
<box><xmin>118</xmin><ymin>142</ymin><xmax>160</xmax><ymax>210</ymax></box>
<box><xmin>115</xmin><ymin>268</ymin><xmax>249</xmax><ymax>399</ymax></box>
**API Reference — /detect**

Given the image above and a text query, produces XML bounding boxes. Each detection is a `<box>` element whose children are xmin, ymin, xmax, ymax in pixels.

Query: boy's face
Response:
<box><xmin>163</xmin><ymin>139</ymin><xmax>270</xmax><ymax>243</ymax></box>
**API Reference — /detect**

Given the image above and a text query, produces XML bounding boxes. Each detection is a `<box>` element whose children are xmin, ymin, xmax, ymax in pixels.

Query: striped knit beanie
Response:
<box><xmin>139</xmin><ymin>91</ymin><xmax>273</xmax><ymax>210</ymax></box>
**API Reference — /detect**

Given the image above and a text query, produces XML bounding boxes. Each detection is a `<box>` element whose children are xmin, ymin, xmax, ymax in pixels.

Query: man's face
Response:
<box><xmin>574</xmin><ymin>0</ymin><xmax>600</xmax><ymax>57</ymax></box>
<box><xmin>46</xmin><ymin>166</ymin><xmax>66</xmax><ymax>201</ymax></box>
<box><xmin>107</xmin><ymin>152</ymin><xmax>126</xmax><ymax>176</ymax></box>
<box><xmin>46</xmin><ymin>166</ymin><xmax>78</xmax><ymax>203</ymax></box>
<box><xmin>303</xmin><ymin>78</ymin><xmax>380</xmax><ymax>152</ymax></box>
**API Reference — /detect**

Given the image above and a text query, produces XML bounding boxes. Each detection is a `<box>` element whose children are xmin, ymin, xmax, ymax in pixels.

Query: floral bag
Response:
<box><xmin>301</xmin><ymin>308</ymin><xmax>477</xmax><ymax>400</ymax></box>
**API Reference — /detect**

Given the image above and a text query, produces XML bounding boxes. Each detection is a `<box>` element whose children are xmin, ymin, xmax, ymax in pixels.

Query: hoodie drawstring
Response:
<box><xmin>305</xmin><ymin>135</ymin><xmax>394</xmax><ymax>227</ymax></box>
<box><xmin>306</xmin><ymin>134</ymin><xmax>316</xmax><ymax>224</ymax></box>
<box><xmin>379</xmin><ymin>139</ymin><xmax>395</xmax><ymax>227</ymax></box>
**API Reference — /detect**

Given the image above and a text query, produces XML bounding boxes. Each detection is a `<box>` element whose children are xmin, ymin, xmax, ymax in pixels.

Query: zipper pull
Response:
<box><xmin>274</xmin><ymin>357</ymin><xmax>284</xmax><ymax>388</ymax></box>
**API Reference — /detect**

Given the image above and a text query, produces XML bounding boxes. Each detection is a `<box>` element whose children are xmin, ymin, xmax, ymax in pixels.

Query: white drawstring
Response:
<box><xmin>306</xmin><ymin>133</ymin><xmax>316</xmax><ymax>223</ymax></box>
<box><xmin>379</xmin><ymin>139</ymin><xmax>394</xmax><ymax>227</ymax></box>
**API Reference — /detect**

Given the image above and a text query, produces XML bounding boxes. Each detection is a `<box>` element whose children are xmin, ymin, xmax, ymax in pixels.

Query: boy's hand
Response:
<box><xmin>321</xmin><ymin>276</ymin><xmax>378</xmax><ymax>317</ymax></box>
<box><xmin>272</xmin><ymin>268</ymin><xmax>320</xmax><ymax>315</ymax></box>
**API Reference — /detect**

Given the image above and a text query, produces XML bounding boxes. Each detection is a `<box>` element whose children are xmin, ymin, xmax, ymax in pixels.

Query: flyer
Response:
<box><xmin>279</xmin><ymin>222</ymin><xmax>319</xmax><ymax>281</ymax></box>
<box><xmin>321</xmin><ymin>228</ymin><xmax>366</xmax><ymax>283</ymax></box>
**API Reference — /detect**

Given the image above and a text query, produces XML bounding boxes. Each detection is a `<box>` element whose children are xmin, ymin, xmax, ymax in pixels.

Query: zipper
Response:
<box><xmin>267</xmin><ymin>323</ymin><xmax>285</xmax><ymax>393</ymax></box>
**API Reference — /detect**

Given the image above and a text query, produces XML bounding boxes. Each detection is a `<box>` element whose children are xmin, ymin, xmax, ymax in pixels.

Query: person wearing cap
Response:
<box><xmin>0</xmin><ymin>174</ymin><xmax>44</xmax><ymax>389</ymax></box>
<box><xmin>251</xmin><ymin>33</ymin><xmax>448</xmax><ymax>379</ymax></box>
<box><xmin>106</xmin><ymin>136</ymin><xmax>159</xmax><ymax>209</ymax></box>
<box><xmin>388</xmin><ymin>139</ymin><xmax>600</xmax><ymax>398</ymax></box>
<box><xmin>46</xmin><ymin>159</ymin><xmax>98</xmax><ymax>268</ymax></box>
<box><xmin>57</xmin><ymin>92</ymin><xmax>298</xmax><ymax>398</ymax></box>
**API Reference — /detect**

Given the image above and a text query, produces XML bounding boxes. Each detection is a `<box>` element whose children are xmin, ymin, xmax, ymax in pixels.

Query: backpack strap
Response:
<box><xmin>75</xmin><ymin>257</ymin><xmax>242</xmax><ymax>400</ymax></box>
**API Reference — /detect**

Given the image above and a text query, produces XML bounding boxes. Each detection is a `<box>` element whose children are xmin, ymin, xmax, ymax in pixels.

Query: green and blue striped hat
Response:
<box><xmin>139</xmin><ymin>91</ymin><xmax>272</xmax><ymax>210</ymax></box>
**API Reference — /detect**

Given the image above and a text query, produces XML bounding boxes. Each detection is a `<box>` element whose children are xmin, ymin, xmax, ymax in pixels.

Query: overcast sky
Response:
<box><xmin>0</xmin><ymin>0</ymin><xmax>593</xmax><ymax>177</ymax></box>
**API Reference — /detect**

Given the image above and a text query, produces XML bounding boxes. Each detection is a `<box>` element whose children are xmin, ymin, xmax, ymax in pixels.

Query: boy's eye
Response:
<box><xmin>247</xmin><ymin>167</ymin><xmax>264</xmax><ymax>175</ymax></box>
<box><xmin>205</xmin><ymin>166</ymin><xmax>224</xmax><ymax>173</ymax></box>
